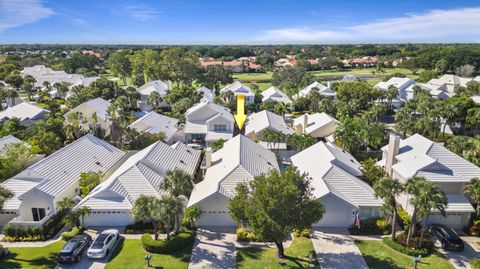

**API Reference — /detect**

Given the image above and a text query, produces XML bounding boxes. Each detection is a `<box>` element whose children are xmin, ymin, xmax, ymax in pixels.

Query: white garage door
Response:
<box><xmin>197</xmin><ymin>213</ymin><xmax>235</xmax><ymax>227</ymax></box>
<box><xmin>427</xmin><ymin>213</ymin><xmax>464</xmax><ymax>228</ymax></box>
<box><xmin>313</xmin><ymin>211</ymin><xmax>353</xmax><ymax>228</ymax></box>
<box><xmin>85</xmin><ymin>210</ymin><xmax>133</xmax><ymax>227</ymax></box>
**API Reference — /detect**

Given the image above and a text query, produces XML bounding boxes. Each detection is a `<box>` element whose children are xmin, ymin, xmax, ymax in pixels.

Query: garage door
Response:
<box><xmin>197</xmin><ymin>213</ymin><xmax>235</xmax><ymax>227</ymax></box>
<box><xmin>313</xmin><ymin>211</ymin><xmax>353</xmax><ymax>228</ymax></box>
<box><xmin>85</xmin><ymin>210</ymin><xmax>133</xmax><ymax>227</ymax></box>
<box><xmin>427</xmin><ymin>213</ymin><xmax>464</xmax><ymax>228</ymax></box>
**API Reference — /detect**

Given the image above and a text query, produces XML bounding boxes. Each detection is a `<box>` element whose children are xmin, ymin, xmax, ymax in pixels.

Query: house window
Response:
<box><xmin>213</xmin><ymin>124</ymin><xmax>227</xmax><ymax>132</ymax></box>
<box><xmin>31</xmin><ymin>208</ymin><xmax>46</xmax><ymax>221</ymax></box>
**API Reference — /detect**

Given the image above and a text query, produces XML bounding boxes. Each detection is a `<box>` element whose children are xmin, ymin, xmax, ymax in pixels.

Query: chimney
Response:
<box><xmin>303</xmin><ymin>114</ymin><xmax>308</xmax><ymax>134</ymax></box>
<box><xmin>327</xmin><ymin>81</ymin><xmax>332</xmax><ymax>89</ymax></box>
<box><xmin>205</xmin><ymin>147</ymin><xmax>212</xmax><ymax>169</ymax></box>
<box><xmin>385</xmin><ymin>133</ymin><xmax>400</xmax><ymax>177</ymax></box>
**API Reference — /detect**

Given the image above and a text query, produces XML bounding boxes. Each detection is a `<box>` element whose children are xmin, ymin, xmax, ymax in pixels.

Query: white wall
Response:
<box><xmin>195</xmin><ymin>193</ymin><xmax>235</xmax><ymax>227</ymax></box>
<box><xmin>313</xmin><ymin>194</ymin><xmax>357</xmax><ymax>228</ymax></box>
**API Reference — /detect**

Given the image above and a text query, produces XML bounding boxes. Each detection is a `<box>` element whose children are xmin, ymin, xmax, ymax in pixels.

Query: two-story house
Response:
<box><xmin>374</xmin><ymin>77</ymin><xmax>417</xmax><ymax>108</ymax></box>
<box><xmin>219</xmin><ymin>81</ymin><xmax>255</xmax><ymax>104</ymax></box>
<box><xmin>184</xmin><ymin>101</ymin><xmax>235</xmax><ymax>147</ymax></box>
<box><xmin>378</xmin><ymin>134</ymin><xmax>479</xmax><ymax>228</ymax></box>
<box><xmin>136</xmin><ymin>80</ymin><xmax>172</xmax><ymax>111</ymax></box>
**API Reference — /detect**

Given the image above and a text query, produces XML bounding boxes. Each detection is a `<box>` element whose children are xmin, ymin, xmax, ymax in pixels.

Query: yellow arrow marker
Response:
<box><xmin>234</xmin><ymin>94</ymin><xmax>247</xmax><ymax>130</ymax></box>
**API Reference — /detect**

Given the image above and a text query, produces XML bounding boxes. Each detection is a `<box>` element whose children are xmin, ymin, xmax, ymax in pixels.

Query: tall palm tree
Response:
<box><xmin>106</xmin><ymin>103</ymin><xmax>124</xmax><ymax>147</ymax></box>
<box><xmin>132</xmin><ymin>195</ymin><xmax>162</xmax><ymax>240</ymax></box>
<box><xmin>147</xmin><ymin>91</ymin><xmax>162</xmax><ymax>110</ymax></box>
<box><xmin>405</xmin><ymin>176</ymin><xmax>428</xmax><ymax>246</ymax></box>
<box><xmin>373</xmin><ymin>177</ymin><xmax>404</xmax><ymax>240</ymax></box>
<box><xmin>65</xmin><ymin>112</ymin><xmax>86</xmax><ymax>142</ymax></box>
<box><xmin>417</xmin><ymin>182</ymin><xmax>447</xmax><ymax>247</ymax></box>
<box><xmin>56</xmin><ymin>197</ymin><xmax>76</xmax><ymax>214</ymax></box>
<box><xmin>157</xmin><ymin>195</ymin><xmax>183</xmax><ymax>240</ymax></box>
<box><xmin>464</xmin><ymin>177</ymin><xmax>480</xmax><ymax>217</ymax></box>
<box><xmin>76</xmin><ymin>206</ymin><xmax>91</xmax><ymax>228</ymax></box>
<box><xmin>0</xmin><ymin>186</ymin><xmax>13</xmax><ymax>212</ymax></box>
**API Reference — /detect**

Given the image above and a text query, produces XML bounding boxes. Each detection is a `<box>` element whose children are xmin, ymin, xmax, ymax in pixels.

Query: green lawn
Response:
<box><xmin>246</xmin><ymin>82</ymin><xmax>272</xmax><ymax>91</ymax></box>
<box><xmin>0</xmin><ymin>241</ymin><xmax>65</xmax><ymax>269</ymax></box>
<box><xmin>105</xmin><ymin>238</ymin><xmax>192</xmax><ymax>269</ymax></box>
<box><xmin>356</xmin><ymin>240</ymin><xmax>454</xmax><ymax>269</ymax></box>
<box><xmin>233</xmin><ymin>72</ymin><xmax>274</xmax><ymax>82</ymax></box>
<box><xmin>237</xmin><ymin>236</ymin><xmax>319</xmax><ymax>269</ymax></box>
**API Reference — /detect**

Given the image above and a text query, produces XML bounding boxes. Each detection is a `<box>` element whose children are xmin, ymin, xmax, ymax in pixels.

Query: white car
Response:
<box><xmin>87</xmin><ymin>229</ymin><xmax>119</xmax><ymax>259</ymax></box>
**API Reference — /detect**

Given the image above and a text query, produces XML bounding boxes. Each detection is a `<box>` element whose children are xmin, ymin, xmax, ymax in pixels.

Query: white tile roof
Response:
<box><xmin>184</xmin><ymin>101</ymin><xmax>234</xmax><ymax>135</ymax></box>
<box><xmin>291</xmin><ymin>141</ymin><xmax>382</xmax><ymax>207</ymax></box>
<box><xmin>245</xmin><ymin>110</ymin><xmax>293</xmax><ymax>136</ymax></box>
<box><xmin>1</xmin><ymin>135</ymin><xmax>125</xmax><ymax>210</ymax></box>
<box><xmin>129</xmin><ymin>112</ymin><xmax>179</xmax><ymax>142</ymax></box>
<box><xmin>0</xmin><ymin>102</ymin><xmax>47</xmax><ymax>121</ymax></box>
<box><xmin>442</xmin><ymin>194</ymin><xmax>475</xmax><ymax>213</ymax></box>
<box><xmin>374</xmin><ymin>77</ymin><xmax>415</xmax><ymax>91</ymax></box>
<box><xmin>293</xmin><ymin>112</ymin><xmax>339</xmax><ymax>135</ymax></box>
<box><xmin>138</xmin><ymin>80</ymin><xmax>171</xmax><ymax>96</ymax></box>
<box><xmin>0</xmin><ymin>135</ymin><xmax>23</xmax><ymax>151</ymax></box>
<box><xmin>65</xmin><ymin>97</ymin><xmax>111</xmax><ymax>121</ymax></box>
<box><xmin>261</xmin><ymin>86</ymin><xmax>292</xmax><ymax>104</ymax></box>
<box><xmin>197</xmin><ymin>86</ymin><xmax>215</xmax><ymax>102</ymax></box>
<box><xmin>188</xmin><ymin>135</ymin><xmax>279</xmax><ymax>207</ymax></box>
<box><xmin>382</xmin><ymin>134</ymin><xmax>480</xmax><ymax>182</ymax></box>
<box><xmin>219</xmin><ymin>81</ymin><xmax>254</xmax><ymax>96</ymax></box>
<box><xmin>76</xmin><ymin>141</ymin><xmax>201</xmax><ymax>210</ymax></box>
<box><xmin>294</xmin><ymin>82</ymin><xmax>335</xmax><ymax>99</ymax></box>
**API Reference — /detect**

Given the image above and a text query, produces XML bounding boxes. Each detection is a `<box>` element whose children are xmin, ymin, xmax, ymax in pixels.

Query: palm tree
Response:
<box><xmin>374</xmin><ymin>177</ymin><xmax>404</xmax><ymax>240</ymax></box>
<box><xmin>125</xmin><ymin>86</ymin><xmax>140</xmax><ymax>109</ymax></box>
<box><xmin>161</xmin><ymin>169</ymin><xmax>194</xmax><ymax>197</ymax></box>
<box><xmin>386</xmin><ymin>86</ymin><xmax>398</xmax><ymax>110</ymax></box>
<box><xmin>65</xmin><ymin>210</ymin><xmax>80</xmax><ymax>227</ymax></box>
<box><xmin>106</xmin><ymin>103</ymin><xmax>124</xmax><ymax>147</ymax></box>
<box><xmin>464</xmin><ymin>177</ymin><xmax>480</xmax><ymax>217</ymax></box>
<box><xmin>147</xmin><ymin>91</ymin><xmax>162</xmax><ymax>110</ymax></box>
<box><xmin>76</xmin><ymin>206</ymin><xmax>91</xmax><ymax>228</ymax></box>
<box><xmin>0</xmin><ymin>186</ymin><xmax>13</xmax><ymax>211</ymax></box>
<box><xmin>183</xmin><ymin>205</ymin><xmax>202</xmax><ymax>229</ymax></box>
<box><xmin>65</xmin><ymin>112</ymin><xmax>86</xmax><ymax>142</ymax></box>
<box><xmin>56</xmin><ymin>197</ymin><xmax>76</xmax><ymax>214</ymax></box>
<box><xmin>158</xmin><ymin>195</ymin><xmax>183</xmax><ymax>240</ymax></box>
<box><xmin>417</xmin><ymin>182</ymin><xmax>447</xmax><ymax>248</ymax></box>
<box><xmin>133</xmin><ymin>195</ymin><xmax>162</xmax><ymax>240</ymax></box>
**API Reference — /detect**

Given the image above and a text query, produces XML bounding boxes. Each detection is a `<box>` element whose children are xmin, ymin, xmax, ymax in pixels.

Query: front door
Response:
<box><xmin>31</xmin><ymin>208</ymin><xmax>46</xmax><ymax>221</ymax></box>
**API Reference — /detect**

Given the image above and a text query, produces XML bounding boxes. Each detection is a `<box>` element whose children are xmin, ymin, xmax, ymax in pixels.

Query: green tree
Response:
<box><xmin>210</xmin><ymin>139</ymin><xmax>226</xmax><ymax>151</ymax></box>
<box><xmin>158</xmin><ymin>195</ymin><xmax>183</xmax><ymax>240</ymax></box>
<box><xmin>200</xmin><ymin>65</ymin><xmax>233</xmax><ymax>90</ymax></box>
<box><xmin>417</xmin><ymin>70</ymin><xmax>438</xmax><ymax>83</ymax></box>
<box><xmin>147</xmin><ymin>91</ymin><xmax>163</xmax><ymax>110</ymax></box>
<box><xmin>373</xmin><ymin>177</ymin><xmax>404</xmax><ymax>241</ymax></box>
<box><xmin>79</xmin><ymin>172</ymin><xmax>102</xmax><ymax>197</ymax></box>
<box><xmin>65</xmin><ymin>112</ymin><xmax>86</xmax><ymax>143</ymax></box>
<box><xmin>360</xmin><ymin>158</ymin><xmax>387</xmax><ymax>186</ymax></box>
<box><xmin>132</xmin><ymin>195</ymin><xmax>162</xmax><ymax>240</ymax></box>
<box><xmin>0</xmin><ymin>142</ymin><xmax>37</xmax><ymax>181</ymax></box>
<box><xmin>417</xmin><ymin>182</ymin><xmax>447</xmax><ymax>248</ymax></box>
<box><xmin>0</xmin><ymin>186</ymin><xmax>13</xmax><ymax>212</ymax></box>
<box><xmin>464</xmin><ymin>178</ymin><xmax>480</xmax><ymax>217</ymax></box>
<box><xmin>76</xmin><ymin>206</ymin><xmax>91</xmax><ymax>228</ymax></box>
<box><xmin>182</xmin><ymin>205</ymin><xmax>202</xmax><ymax>229</ymax></box>
<box><xmin>56</xmin><ymin>197</ymin><xmax>76</xmax><ymax>214</ymax></box>
<box><xmin>229</xmin><ymin>167</ymin><xmax>325</xmax><ymax>258</ymax></box>
<box><xmin>108</xmin><ymin>50</ymin><xmax>132</xmax><ymax>85</ymax></box>
<box><xmin>158</xmin><ymin>47</ymin><xmax>201</xmax><ymax>84</ymax></box>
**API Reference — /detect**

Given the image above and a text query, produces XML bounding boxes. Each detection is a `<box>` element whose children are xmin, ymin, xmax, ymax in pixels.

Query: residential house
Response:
<box><xmin>128</xmin><ymin>111</ymin><xmax>179</xmax><ymax>144</ymax></box>
<box><xmin>377</xmin><ymin>134</ymin><xmax>479</xmax><ymax>228</ymax></box>
<box><xmin>219</xmin><ymin>81</ymin><xmax>255</xmax><ymax>104</ymax></box>
<box><xmin>426</xmin><ymin>74</ymin><xmax>472</xmax><ymax>95</ymax></box>
<box><xmin>0</xmin><ymin>135</ymin><xmax>23</xmax><ymax>151</ymax></box>
<box><xmin>0</xmin><ymin>135</ymin><xmax>125</xmax><ymax>226</ymax></box>
<box><xmin>75</xmin><ymin>141</ymin><xmax>200</xmax><ymax>227</ymax></box>
<box><xmin>201</xmin><ymin>60</ymin><xmax>262</xmax><ymax>73</ymax></box>
<box><xmin>244</xmin><ymin>110</ymin><xmax>293</xmax><ymax>140</ymax></box>
<box><xmin>136</xmin><ymin>80</ymin><xmax>173</xmax><ymax>111</ymax></box>
<box><xmin>196</xmin><ymin>86</ymin><xmax>215</xmax><ymax>102</ymax></box>
<box><xmin>184</xmin><ymin>101</ymin><xmax>235</xmax><ymax>147</ymax></box>
<box><xmin>293</xmin><ymin>113</ymin><xmax>340</xmax><ymax>141</ymax></box>
<box><xmin>293</xmin><ymin>81</ymin><xmax>335</xmax><ymax>100</ymax></box>
<box><xmin>261</xmin><ymin>86</ymin><xmax>292</xmax><ymax>104</ymax></box>
<box><xmin>291</xmin><ymin>141</ymin><xmax>383</xmax><ymax>227</ymax></box>
<box><xmin>188</xmin><ymin>135</ymin><xmax>279</xmax><ymax>226</ymax></box>
<box><xmin>64</xmin><ymin>97</ymin><xmax>111</xmax><ymax>131</ymax></box>
<box><xmin>375</xmin><ymin>77</ymin><xmax>417</xmax><ymax>107</ymax></box>
<box><xmin>0</xmin><ymin>102</ymin><xmax>48</xmax><ymax>126</ymax></box>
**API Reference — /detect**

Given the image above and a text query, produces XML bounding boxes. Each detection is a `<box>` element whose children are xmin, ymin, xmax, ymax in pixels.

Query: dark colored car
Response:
<box><xmin>58</xmin><ymin>234</ymin><xmax>92</xmax><ymax>263</ymax></box>
<box><xmin>429</xmin><ymin>224</ymin><xmax>464</xmax><ymax>251</ymax></box>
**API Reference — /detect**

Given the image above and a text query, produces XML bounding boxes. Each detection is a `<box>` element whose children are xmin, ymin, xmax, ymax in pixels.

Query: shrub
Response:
<box><xmin>382</xmin><ymin>237</ymin><xmax>430</xmax><ymax>257</ymax></box>
<box><xmin>1</xmin><ymin>211</ymin><xmax>66</xmax><ymax>241</ymax></box>
<box><xmin>395</xmin><ymin>231</ymin><xmax>433</xmax><ymax>251</ymax></box>
<box><xmin>349</xmin><ymin>217</ymin><xmax>390</xmax><ymax>235</ymax></box>
<box><xmin>471</xmin><ymin>258</ymin><xmax>480</xmax><ymax>269</ymax></box>
<box><xmin>237</xmin><ymin>228</ymin><xmax>261</xmax><ymax>242</ymax></box>
<box><xmin>141</xmin><ymin>229</ymin><xmax>195</xmax><ymax>253</ymax></box>
<box><xmin>61</xmin><ymin>226</ymin><xmax>82</xmax><ymax>241</ymax></box>
<box><xmin>125</xmin><ymin>221</ymin><xmax>155</xmax><ymax>234</ymax></box>
<box><xmin>292</xmin><ymin>228</ymin><xmax>311</xmax><ymax>238</ymax></box>
<box><xmin>397</xmin><ymin>207</ymin><xmax>411</xmax><ymax>229</ymax></box>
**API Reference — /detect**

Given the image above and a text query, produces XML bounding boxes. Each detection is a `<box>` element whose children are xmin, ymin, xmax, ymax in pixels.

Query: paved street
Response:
<box><xmin>311</xmin><ymin>228</ymin><xmax>369</xmax><ymax>269</ymax></box>
<box><xmin>188</xmin><ymin>227</ymin><xmax>237</xmax><ymax>269</ymax></box>
<box><xmin>437</xmin><ymin>236</ymin><xmax>480</xmax><ymax>269</ymax></box>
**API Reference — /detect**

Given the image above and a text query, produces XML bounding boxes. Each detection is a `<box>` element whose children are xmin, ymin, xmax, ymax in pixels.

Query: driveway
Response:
<box><xmin>437</xmin><ymin>236</ymin><xmax>480</xmax><ymax>269</ymax></box>
<box><xmin>311</xmin><ymin>228</ymin><xmax>369</xmax><ymax>269</ymax></box>
<box><xmin>188</xmin><ymin>227</ymin><xmax>236</xmax><ymax>269</ymax></box>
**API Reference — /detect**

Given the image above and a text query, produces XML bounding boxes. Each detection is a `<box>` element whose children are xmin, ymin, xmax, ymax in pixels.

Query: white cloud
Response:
<box><xmin>256</xmin><ymin>7</ymin><xmax>480</xmax><ymax>43</ymax></box>
<box><xmin>0</xmin><ymin>0</ymin><xmax>54</xmax><ymax>32</ymax></box>
<box><xmin>122</xmin><ymin>3</ymin><xmax>161</xmax><ymax>21</ymax></box>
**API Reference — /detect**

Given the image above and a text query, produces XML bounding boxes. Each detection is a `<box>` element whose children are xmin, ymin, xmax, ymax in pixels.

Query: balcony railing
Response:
<box><xmin>9</xmin><ymin>211</ymin><xmax>53</xmax><ymax>227</ymax></box>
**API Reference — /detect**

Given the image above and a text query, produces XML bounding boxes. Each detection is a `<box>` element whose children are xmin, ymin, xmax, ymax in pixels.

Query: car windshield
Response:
<box><xmin>61</xmin><ymin>240</ymin><xmax>78</xmax><ymax>253</ymax></box>
<box><xmin>440</xmin><ymin>227</ymin><xmax>460</xmax><ymax>240</ymax></box>
<box><xmin>92</xmin><ymin>234</ymin><xmax>108</xmax><ymax>249</ymax></box>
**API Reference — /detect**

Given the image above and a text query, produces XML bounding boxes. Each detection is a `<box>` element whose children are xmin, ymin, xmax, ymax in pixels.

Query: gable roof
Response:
<box><xmin>0</xmin><ymin>135</ymin><xmax>23</xmax><ymax>151</ymax></box>
<box><xmin>196</xmin><ymin>86</ymin><xmax>215</xmax><ymax>102</ymax></box>
<box><xmin>0</xmin><ymin>102</ymin><xmax>47</xmax><ymax>121</ymax></box>
<box><xmin>138</xmin><ymin>80</ymin><xmax>171</xmax><ymax>96</ymax></box>
<box><xmin>245</xmin><ymin>110</ymin><xmax>293</xmax><ymax>136</ymax></box>
<box><xmin>293</xmin><ymin>113</ymin><xmax>339</xmax><ymax>135</ymax></box>
<box><xmin>219</xmin><ymin>81</ymin><xmax>254</xmax><ymax>96</ymax></box>
<box><xmin>261</xmin><ymin>86</ymin><xmax>292</xmax><ymax>104</ymax></box>
<box><xmin>188</xmin><ymin>135</ymin><xmax>279</xmax><ymax>207</ymax></box>
<box><xmin>291</xmin><ymin>141</ymin><xmax>382</xmax><ymax>207</ymax></box>
<box><xmin>375</xmin><ymin>77</ymin><xmax>415</xmax><ymax>91</ymax></box>
<box><xmin>1</xmin><ymin>135</ymin><xmax>125</xmax><ymax>210</ymax></box>
<box><xmin>66</xmin><ymin>97</ymin><xmax>111</xmax><ymax>120</ymax></box>
<box><xmin>382</xmin><ymin>134</ymin><xmax>480</xmax><ymax>182</ymax></box>
<box><xmin>295</xmin><ymin>81</ymin><xmax>335</xmax><ymax>99</ymax></box>
<box><xmin>129</xmin><ymin>112</ymin><xmax>179</xmax><ymax>142</ymax></box>
<box><xmin>76</xmin><ymin>141</ymin><xmax>201</xmax><ymax>210</ymax></box>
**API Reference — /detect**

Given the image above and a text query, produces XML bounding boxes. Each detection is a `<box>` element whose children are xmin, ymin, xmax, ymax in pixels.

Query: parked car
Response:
<box><xmin>87</xmin><ymin>229</ymin><xmax>119</xmax><ymax>259</ymax></box>
<box><xmin>58</xmin><ymin>234</ymin><xmax>92</xmax><ymax>263</ymax></box>
<box><xmin>429</xmin><ymin>224</ymin><xmax>464</xmax><ymax>251</ymax></box>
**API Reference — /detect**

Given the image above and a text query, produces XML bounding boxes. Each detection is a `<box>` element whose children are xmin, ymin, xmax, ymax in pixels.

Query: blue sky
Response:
<box><xmin>1</xmin><ymin>0</ymin><xmax>480</xmax><ymax>44</ymax></box>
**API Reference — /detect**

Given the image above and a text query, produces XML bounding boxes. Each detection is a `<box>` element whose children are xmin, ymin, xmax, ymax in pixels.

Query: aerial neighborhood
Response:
<box><xmin>2</xmin><ymin>26</ymin><xmax>480</xmax><ymax>269</ymax></box>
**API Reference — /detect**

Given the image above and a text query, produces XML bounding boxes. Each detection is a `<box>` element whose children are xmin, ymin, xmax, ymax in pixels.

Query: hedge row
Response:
<box><xmin>382</xmin><ymin>237</ymin><xmax>430</xmax><ymax>257</ymax></box>
<box><xmin>141</xmin><ymin>230</ymin><xmax>195</xmax><ymax>253</ymax></box>
<box><xmin>61</xmin><ymin>226</ymin><xmax>82</xmax><ymax>241</ymax></box>
<box><xmin>2</xmin><ymin>211</ymin><xmax>66</xmax><ymax>241</ymax></box>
